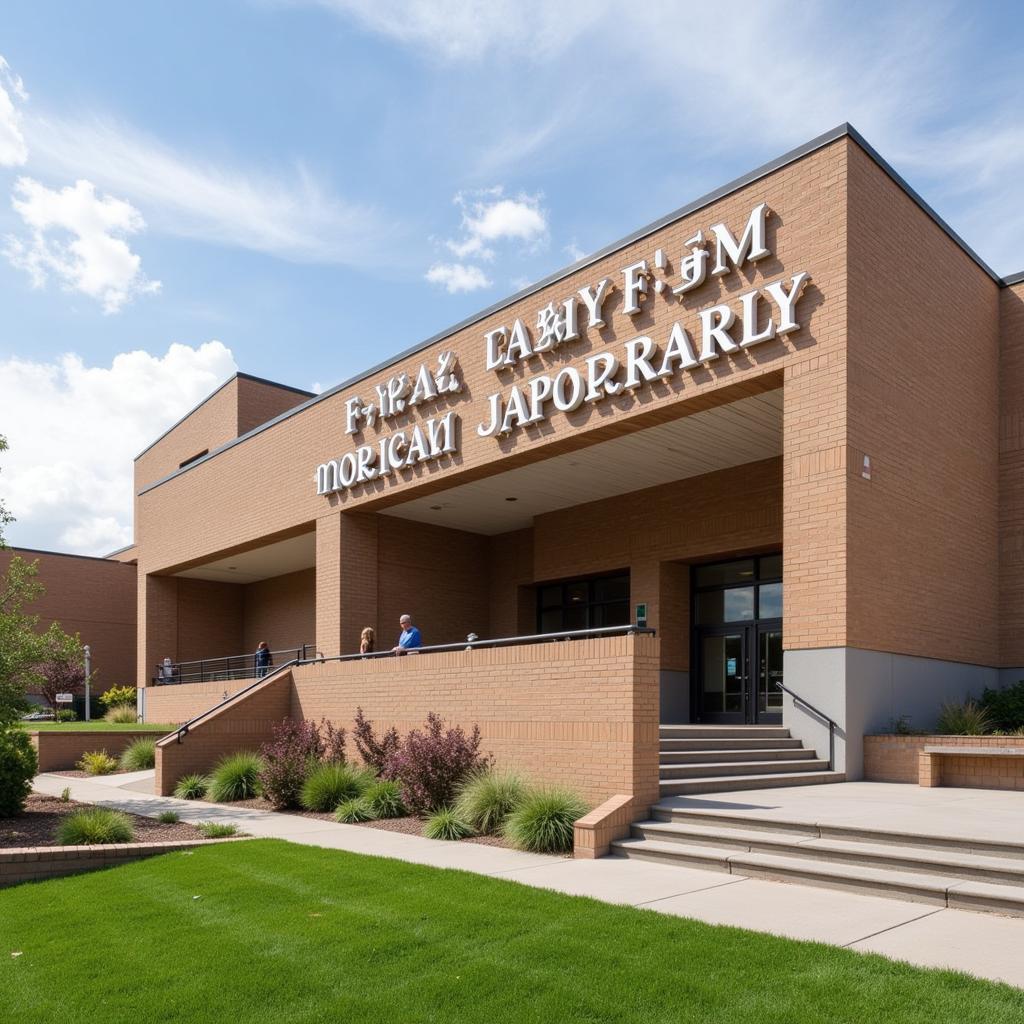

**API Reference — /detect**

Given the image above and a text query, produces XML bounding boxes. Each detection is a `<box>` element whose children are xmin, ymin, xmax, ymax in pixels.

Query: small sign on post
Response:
<box><xmin>55</xmin><ymin>693</ymin><xmax>74</xmax><ymax>704</ymax></box>
<box><xmin>635</xmin><ymin>603</ymin><xmax>648</xmax><ymax>628</ymax></box>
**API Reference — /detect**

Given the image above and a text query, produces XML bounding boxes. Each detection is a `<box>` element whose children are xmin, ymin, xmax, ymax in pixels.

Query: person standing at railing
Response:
<box><xmin>360</xmin><ymin>627</ymin><xmax>375</xmax><ymax>655</ymax></box>
<box><xmin>255</xmin><ymin>641</ymin><xmax>272</xmax><ymax>678</ymax></box>
<box><xmin>392</xmin><ymin>614</ymin><xmax>422</xmax><ymax>655</ymax></box>
<box><xmin>161</xmin><ymin>656</ymin><xmax>174</xmax><ymax>683</ymax></box>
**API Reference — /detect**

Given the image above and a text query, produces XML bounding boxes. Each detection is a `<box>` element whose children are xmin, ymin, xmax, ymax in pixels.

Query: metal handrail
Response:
<box><xmin>153</xmin><ymin>643</ymin><xmax>315</xmax><ymax>686</ymax></box>
<box><xmin>323</xmin><ymin>623</ymin><xmax>656</xmax><ymax>661</ymax></box>
<box><xmin>162</xmin><ymin>624</ymin><xmax>656</xmax><ymax>744</ymax></box>
<box><xmin>775</xmin><ymin>680</ymin><xmax>837</xmax><ymax>770</ymax></box>
<box><xmin>165</xmin><ymin>658</ymin><xmax>301</xmax><ymax>745</ymax></box>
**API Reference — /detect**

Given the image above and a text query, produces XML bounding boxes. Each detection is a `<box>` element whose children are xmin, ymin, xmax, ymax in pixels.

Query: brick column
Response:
<box><xmin>138</xmin><ymin>573</ymin><xmax>178</xmax><ymax>687</ymax></box>
<box><xmin>315</xmin><ymin>510</ymin><xmax>379</xmax><ymax>658</ymax></box>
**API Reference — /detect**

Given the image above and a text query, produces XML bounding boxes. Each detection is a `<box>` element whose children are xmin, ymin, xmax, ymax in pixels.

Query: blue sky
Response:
<box><xmin>1</xmin><ymin>1</ymin><xmax>1022</xmax><ymax>554</ymax></box>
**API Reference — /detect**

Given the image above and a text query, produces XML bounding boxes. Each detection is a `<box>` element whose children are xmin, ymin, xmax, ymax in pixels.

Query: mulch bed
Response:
<box><xmin>0</xmin><ymin>794</ymin><xmax>212</xmax><ymax>849</ymax></box>
<box><xmin>204</xmin><ymin>797</ymin><xmax>515</xmax><ymax>848</ymax></box>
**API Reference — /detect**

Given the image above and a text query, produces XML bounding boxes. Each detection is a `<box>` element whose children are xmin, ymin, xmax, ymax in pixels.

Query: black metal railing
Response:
<box><xmin>165</xmin><ymin>624</ymin><xmax>655</xmax><ymax>742</ymax></box>
<box><xmin>153</xmin><ymin>644</ymin><xmax>316</xmax><ymax>686</ymax></box>
<box><xmin>775</xmin><ymin>680</ymin><xmax>837</xmax><ymax>770</ymax></box>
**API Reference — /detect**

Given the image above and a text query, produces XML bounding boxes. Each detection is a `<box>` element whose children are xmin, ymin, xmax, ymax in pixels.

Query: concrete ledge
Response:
<box><xmin>574</xmin><ymin>795</ymin><xmax>637</xmax><ymax>859</ymax></box>
<box><xmin>0</xmin><ymin>836</ymin><xmax>250</xmax><ymax>887</ymax></box>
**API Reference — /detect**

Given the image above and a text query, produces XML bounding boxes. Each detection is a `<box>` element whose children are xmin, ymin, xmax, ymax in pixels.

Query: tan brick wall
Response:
<box><xmin>0</xmin><ymin>839</ymin><xmax>248</xmax><ymax>888</ymax></box>
<box><xmin>846</xmin><ymin>145</ymin><xmax>1001</xmax><ymax>665</ymax></box>
<box><xmin>145</xmin><ymin>679</ymin><xmax>252</xmax><ymax>724</ymax></box>
<box><xmin>242</xmin><ymin>567</ymin><xmax>315</xmax><ymax>654</ymax></box>
<box><xmin>290</xmin><ymin>633</ymin><xmax>661</xmax><ymax>809</ymax></box>
<box><xmin>28</xmin><ymin>729</ymin><xmax>170</xmax><ymax>771</ymax></box>
<box><xmin>0</xmin><ymin>549</ymin><xmax>136</xmax><ymax>694</ymax></box>
<box><xmin>864</xmin><ymin>734</ymin><xmax>1024</xmax><ymax>789</ymax></box>
<box><xmin>176</xmin><ymin>578</ymin><xmax>244</xmax><ymax>662</ymax></box>
<box><xmin>236</xmin><ymin>376</ymin><xmax>312</xmax><ymax>436</ymax></box>
<box><xmin>1000</xmin><ymin>282</ymin><xmax>1024</xmax><ymax>666</ymax></box>
<box><xmin>155</xmin><ymin>671</ymin><xmax>292</xmax><ymax>793</ymax></box>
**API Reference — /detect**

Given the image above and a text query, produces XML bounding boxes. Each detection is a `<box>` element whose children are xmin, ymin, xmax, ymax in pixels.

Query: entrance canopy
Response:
<box><xmin>380</xmin><ymin>389</ymin><xmax>782</xmax><ymax>535</ymax></box>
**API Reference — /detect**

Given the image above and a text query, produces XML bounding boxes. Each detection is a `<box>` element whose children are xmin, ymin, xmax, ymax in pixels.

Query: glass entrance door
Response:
<box><xmin>693</xmin><ymin>554</ymin><xmax>783</xmax><ymax>724</ymax></box>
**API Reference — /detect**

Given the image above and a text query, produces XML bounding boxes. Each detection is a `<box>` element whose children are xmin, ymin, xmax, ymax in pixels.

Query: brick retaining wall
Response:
<box><xmin>864</xmin><ymin>734</ymin><xmax>1024</xmax><ymax>789</ymax></box>
<box><xmin>0</xmin><ymin>837</ymin><xmax>250</xmax><ymax>887</ymax></box>
<box><xmin>28</xmin><ymin>730</ymin><xmax>172</xmax><ymax>772</ymax></box>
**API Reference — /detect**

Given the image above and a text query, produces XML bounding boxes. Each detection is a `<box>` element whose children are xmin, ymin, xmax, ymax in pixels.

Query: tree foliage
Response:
<box><xmin>0</xmin><ymin>434</ymin><xmax>12</xmax><ymax>548</ymax></box>
<box><xmin>36</xmin><ymin>623</ymin><xmax>87</xmax><ymax>710</ymax></box>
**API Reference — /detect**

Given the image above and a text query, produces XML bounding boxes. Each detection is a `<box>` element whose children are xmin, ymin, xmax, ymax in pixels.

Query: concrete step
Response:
<box><xmin>630</xmin><ymin>821</ymin><xmax>1024</xmax><ymax>885</ymax></box>
<box><xmin>660</xmin><ymin>737</ymin><xmax>804</xmax><ymax>752</ymax></box>
<box><xmin>609</xmin><ymin>838</ymin><xmax>1024</xmax><ymax>911</ymax></box>
<box><xmin>650</xmin><ymin>807</ymin><xmax>1024</xmax><ymax>860</ymax></box>
<box><xmin>660</xmin><ymin>758</ymin><xmax>828</xmax><ymax>781</ymax></box>
<box><xmin>658</xmin><ymin>770</ymin><xmax>846</xmax><ymax>795</ymax></box>
<box><xmin>660</xmin><ymin>747</ymin><xmax>812</xmax><ymax>765</ymax></box>
<box><xmin>659</xmin><ymin>726</ymin><xmax>791</xmax><ymax>740</ymax></box>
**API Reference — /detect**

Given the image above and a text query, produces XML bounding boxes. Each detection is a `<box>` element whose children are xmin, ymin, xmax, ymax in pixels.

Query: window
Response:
<box><xmin>178</xmin><ymin>448</ymin><xmax>209</xmax><ymax>469</ymax></box>
<box><xmin>693</xmin><ymin>554</ymin><xmax>782</xmax><ymax>625</ymax></box>
<box><xmin>536</xmin><ymin>572</ymin><xmax>630</xmax><ymax>634</ymax></box>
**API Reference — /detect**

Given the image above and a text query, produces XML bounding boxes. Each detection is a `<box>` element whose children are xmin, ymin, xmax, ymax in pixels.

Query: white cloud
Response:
<box><xmin>0</xmin><ymin>55</ymin><xmax>28</xmax><ymax>167</ymax></box>
<box><xmin>303</xmin><ymin>0</ymin><xmax>609</xmax><ymax>61</ymax></box>
<box><xmin>0</xmin><ymin>341</ymin><xmax>238</xmax><ymax>555</ymax></box>
<box><xmin>424</xmin><ymin>262</ymin><xmax>491</xmax><ymax>293</ymax></box>
<box><xmin>24</xmin><ymin>115</ymin><xmax>387</xmax><ymax>265</ymax></box>
<box><xmin>4</xmin><ymin>177</ymin><xmax>161</xmax><ymax>314</ymax></box>
<box><xmin>564</xmin><ymin>240</ymin><xmax>585</xmax><ymax>263</ymax></box>
<box><xmin>446</xmin><ymin>188</ymin><xmax>547</xmax><ymax>260</ymax></box>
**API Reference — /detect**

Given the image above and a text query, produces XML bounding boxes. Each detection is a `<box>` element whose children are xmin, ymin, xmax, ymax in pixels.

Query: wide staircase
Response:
<box><xmin>658</xmin><ymin>724</ymin><xmax>844</xmax><ymax>797</ymax></box>
<box><xmin>611</xmin><ymin>803</ymin><xmax>1024</xmax><ymax>916</ymax></box>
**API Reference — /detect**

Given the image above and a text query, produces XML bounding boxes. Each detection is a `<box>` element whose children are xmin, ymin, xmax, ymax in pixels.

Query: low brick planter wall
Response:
<box><xmin>28</xmin><ymin>730</ymin><xmax>171</xmax><ymax>772</ymax></box>
<box><xmin>0</xmin><ymin>837</ymin><xmax>250</xmax><ymax>888</ymax></box>
<box><xmin>865</xmin><ymin>734</ymin><xmax>1024</xmax><ymax>789</ymax></box>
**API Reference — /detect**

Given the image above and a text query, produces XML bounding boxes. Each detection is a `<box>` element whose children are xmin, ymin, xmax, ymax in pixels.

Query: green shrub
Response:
<box><xmin>196</xmin><ymin>821</ymin><xmax>238</xmax><ymax>838</ymax></box>
<box><xmin>157</xmin><ymin>810</ymin><xmax>180</xmax><ymax>824</ymax></box>
<box><xmin>77</xmin><ymin>750</ymin><xmax>119</xmax><ymax>776</ymax></box>
<box><xmin>120</xmin><ymin>738</ymin><xmax>156</xmax><ymax>771</ymax></box>
<box><xmin>423</xmin><ymin>806</ymin><xmax>474</xmax><ymax>841</ymax></box>
<box><xmin>935</xmin><ymin>699</ymin><xmax>992</xmax><ymax>736</ymax></box>
<box><xmin>174</xmin><ymin>774</ymin><xmax>209</xmax><ymax>800</ymax></box>
<box><xmin>208</xmin><ymin>752</ymin><xmax>263</xmax><ymax>802</ymax></box>
<box><xmin>0</xmin><ymin>727</ymin><xmax>38</xmax><ymax>817</ymax></box>
<box><xmin>57</xmin><ymin>808</ymin><xmax>134</xmax><ymax>845</ymax></box>
<box><xmin>300</xmin><ymin>762</ymin><xmax>373</xmax><ymax>812</ymax></box>
<box><xmin>105</xmin><ymin>704</ymin><xmax>138</xmax><ymax>724</ymax></box>
<box><xmin>334</xmin><ymin>797</ymin><xmax>373</xmax><ymax>823</ymax></box>
<box><xmin>55</xmin><ymin>709</ymin><xmax>77</xmax><ymax>722</ymax></box>
<box><xmin>99</xmin><ymin>685</ymin><xmax>137</xmax><ymax>710</ymax></box>
<box><xmin>59</xmin><ymin>786</ymin><xmax>71</xmax><ymax>803</ymax></box>
<box><xmin>503</xmin><ymin>787</ymin><xmax>587</xmax><ymax>853</ymax></box>
<box><xmin>454</xmin><ymin>770</ymin><xmax>526</xmax><ymax>834</ymax></box>
<box><xmin>980</xmin><ymin>681</ymin><xmax>1024</xmax><ymax>731</ymax></box>
<box><xmin>363</xmin><ymin>779</ymin><xmax>405</xmax><ymax>819</ymax></box>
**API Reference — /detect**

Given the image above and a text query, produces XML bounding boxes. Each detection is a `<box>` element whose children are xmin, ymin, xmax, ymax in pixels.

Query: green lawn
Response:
<box><xmin>21</xmin><ymin>722</ymin><xmax>175</xmax><ymax>732</ymax></box>
<box><xmin>2</xmin><ymin>841</ymin><xmax>1021</xmax><ymax>1023</ymax></box>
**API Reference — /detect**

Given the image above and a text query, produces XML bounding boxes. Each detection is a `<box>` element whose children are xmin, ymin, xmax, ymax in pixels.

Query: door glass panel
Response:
<box><xmin>758</xmin><ymin>630</ymin><xmax>783</xmax><ymax>714</ymax></box>
<box><xmin>701</xmin><ymin>634</ymin><xmax>744</xmax><ymax>715</ymax></box>
<box><xmin>696</xmin><ymin>587</ymin><xmax>755</xmax><ymax>625</ymax></box>
<box><xmin>758</xmin><ymin>582</ymin><xmax>783</xmax><ymax>619</ymax></box>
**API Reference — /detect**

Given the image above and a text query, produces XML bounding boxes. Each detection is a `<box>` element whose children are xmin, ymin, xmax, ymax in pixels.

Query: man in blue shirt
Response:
<box><xmin>393</xmin><ymin>614</ymin><xmax>422</xmax><ymax>654</ymax></box>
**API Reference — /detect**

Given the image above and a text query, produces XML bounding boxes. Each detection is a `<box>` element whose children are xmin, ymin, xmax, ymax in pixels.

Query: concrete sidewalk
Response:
<box><xmin>33</xmin><ymin>772</ymin><xmax>1024</xmax><ymax>989</ymax></box>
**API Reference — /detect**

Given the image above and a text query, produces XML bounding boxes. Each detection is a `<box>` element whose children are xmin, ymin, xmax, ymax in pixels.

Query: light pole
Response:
<box><xmin>83</xmin><ymin>644</ymin><xmax>91</xmax><ymax>722</ymax></box>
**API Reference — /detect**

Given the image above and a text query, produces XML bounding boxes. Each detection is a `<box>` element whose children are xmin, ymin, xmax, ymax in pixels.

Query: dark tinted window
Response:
<box><xmin>536</xmin><ymin>573</ymin><xmax>630</xmax><ymax>633</ymax></box>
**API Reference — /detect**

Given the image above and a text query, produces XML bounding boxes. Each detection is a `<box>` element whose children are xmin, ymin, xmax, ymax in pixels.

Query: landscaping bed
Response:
<box><xmin>0</xmin><ymin>793</ymin><xmax>207</xmax><ymax>849</ymax></box>
<box><xmin>4</xmin><ymin>839</ymin><xmax>1023</xmax><ymax>1023</ymax></box>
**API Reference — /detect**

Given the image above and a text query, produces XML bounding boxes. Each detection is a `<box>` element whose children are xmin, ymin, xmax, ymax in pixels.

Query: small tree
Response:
<box><xmin>36</xmin><ymin>624</ymin><xmax>87</xmax><ymax>711</ymax></box>
<box><xmin>0</xmin><ymin>556</ymin><xmax>45</xmax><ymax>725</ymax></box>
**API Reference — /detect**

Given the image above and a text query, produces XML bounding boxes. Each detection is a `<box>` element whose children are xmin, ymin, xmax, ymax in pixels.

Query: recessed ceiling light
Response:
<box><xmin>429</xmin><ymin>505</ymin><xmax>443</xmax><ymax>511</ymax></box>
<box><xmin>228</xmin><ymin>566</ymin><xmax>237</xmax><ymax>570</ymax></box>
<box><xmin>505</xmin><ymin>497</ymin><xmax>518</xmax><ymax>502</ymax></box>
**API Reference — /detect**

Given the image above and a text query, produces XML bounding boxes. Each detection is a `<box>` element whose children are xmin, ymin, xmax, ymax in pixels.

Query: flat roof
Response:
<box><xmin>1</xmin><ymin>545</ymin><xmax>138</xmax><ymax>565</ymax></box>
<box><xmin>134</xmin><ymin>371</ymin><xmax>316</xmax><ymax>461</ymax></box>
<box><xmin>138</xmin><ymin>122</ymin><xmax>1023</xmax><ymax>498</ymax></box>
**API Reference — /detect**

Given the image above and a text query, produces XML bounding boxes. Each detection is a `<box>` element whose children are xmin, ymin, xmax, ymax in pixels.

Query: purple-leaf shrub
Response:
<box><xmin>258</xmin><ymin>718</ymin><xmax>346</xmax><ymax>810</ymax></box>
<box><xmin>387</xmin><ymin>713</ymin><xmax>492</xmax><ymax>814</ymax></box>
<box><xmin>352</xmin><ymin>707</ymin><xmax>400</xmax><ymax>773</ymax></box>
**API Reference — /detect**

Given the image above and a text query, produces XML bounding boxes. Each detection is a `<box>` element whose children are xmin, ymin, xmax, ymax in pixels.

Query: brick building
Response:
<box><xmin>34</xmin><ymin>124</ymin><xmax>1024</xmax><ymax>803</ymax></box>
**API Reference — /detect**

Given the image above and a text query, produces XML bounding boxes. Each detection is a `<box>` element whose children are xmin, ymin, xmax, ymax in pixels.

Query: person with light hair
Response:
<box><xmin>392</xmin><ymin>614</ymin><xmax>422</xmax><ymax>654</ymax></box>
